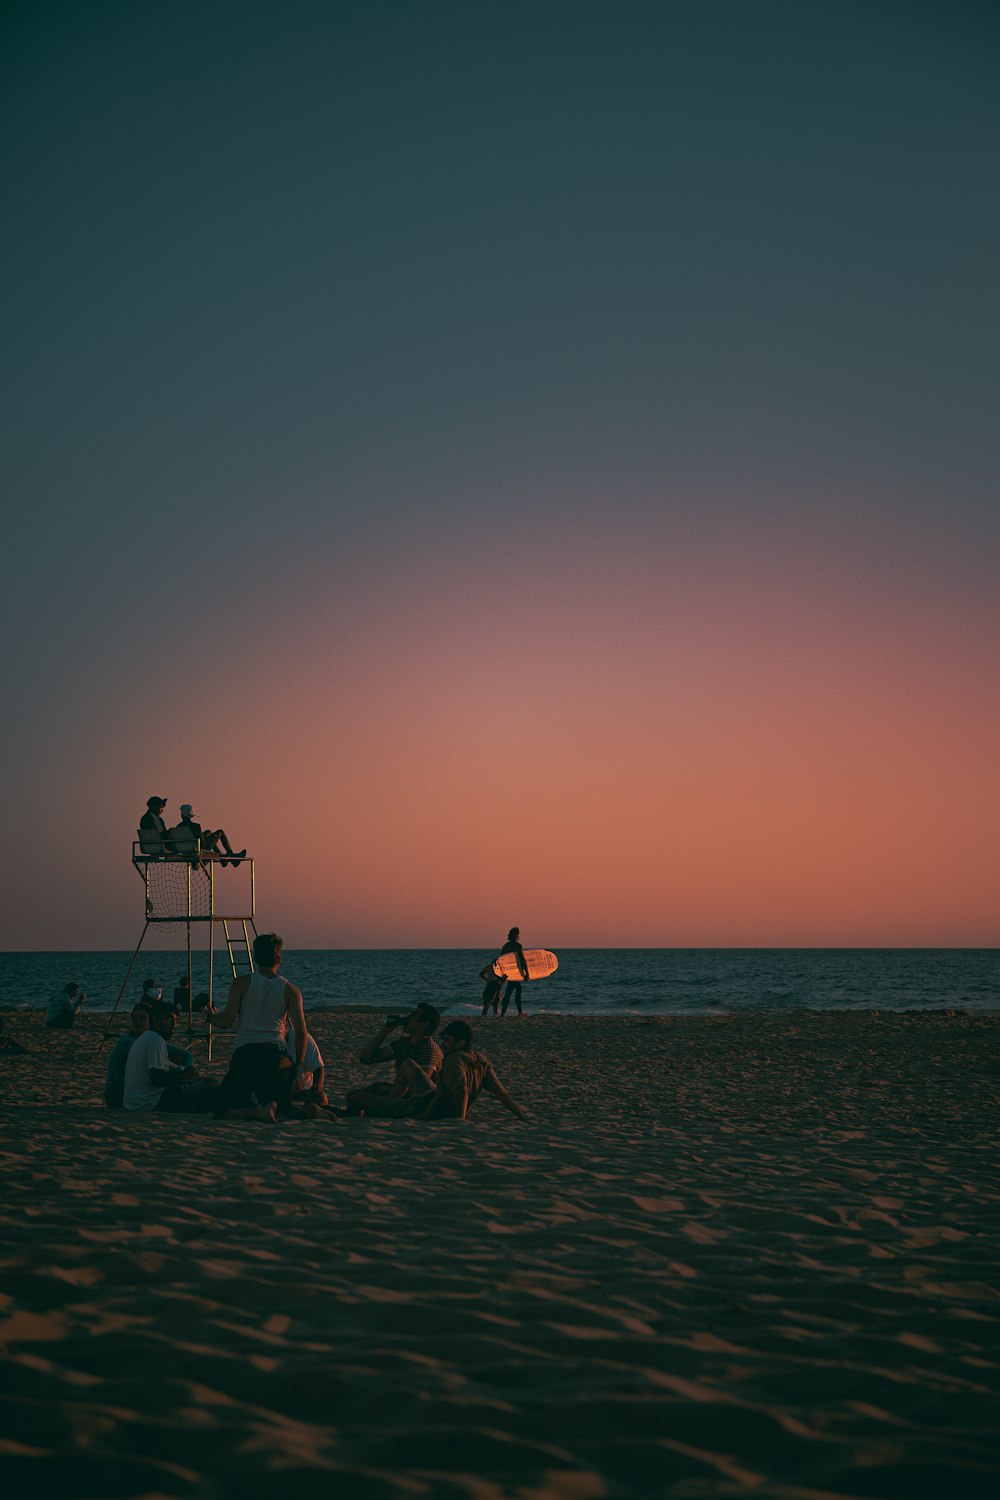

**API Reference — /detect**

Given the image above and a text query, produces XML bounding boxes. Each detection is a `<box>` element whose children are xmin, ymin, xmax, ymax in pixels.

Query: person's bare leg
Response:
<box><xmin>387</xmin><ymin>1059</ymin><xmax>435</xmax><ymax>1099</ymax></box>
<box><xmin>221</xmin><ymin>1102</ymin><xmax>277</xmax><ymax>1123</ymax></box>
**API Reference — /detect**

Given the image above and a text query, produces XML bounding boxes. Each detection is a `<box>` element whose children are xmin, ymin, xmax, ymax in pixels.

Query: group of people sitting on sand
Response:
<box><xmin>104</xmin><ymin>932</ymin><xmax>525</xmax><ymax>1124</ymax></box>
<box><xmin>137</xmin><ymin>795</ymin><xmax>246</xmax><ymax>867</ymax></box>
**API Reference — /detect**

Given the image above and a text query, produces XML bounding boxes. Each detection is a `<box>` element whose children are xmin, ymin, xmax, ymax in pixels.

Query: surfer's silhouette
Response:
<box><xmin>500</xmin><ymin>927</ymin><xmax>528</xmax><ymax>1017</ymax></box>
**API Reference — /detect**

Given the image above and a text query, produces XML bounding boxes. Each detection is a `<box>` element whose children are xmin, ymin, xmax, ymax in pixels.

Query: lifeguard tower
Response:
<box><xmin>100</xmin><ymin>843</ymin><xmax>258</xmax><ymax>1058</ymax></box>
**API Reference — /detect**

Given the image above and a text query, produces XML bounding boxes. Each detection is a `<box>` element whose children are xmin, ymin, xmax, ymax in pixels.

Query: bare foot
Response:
<box><xmin>254</xmin><ymin>1101</ymin><xmax>277</xmax><ymax>1124</ymax></box>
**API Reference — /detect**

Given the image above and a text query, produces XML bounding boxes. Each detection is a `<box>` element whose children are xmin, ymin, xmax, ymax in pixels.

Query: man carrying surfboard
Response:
<box><xmin>500</xmin><ymin>928</ymin><xmax>529</xmax><ymax>1017</ymax></box>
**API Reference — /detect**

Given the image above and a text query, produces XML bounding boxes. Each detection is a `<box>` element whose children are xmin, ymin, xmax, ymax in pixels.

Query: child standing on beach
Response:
<box><xmin>479</xmin><ymin>963</ymin><xmax>504</xmax><ymax>1016</ymax></box>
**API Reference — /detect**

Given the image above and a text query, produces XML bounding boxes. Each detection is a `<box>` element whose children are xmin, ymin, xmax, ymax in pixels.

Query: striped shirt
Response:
<box><xmin>390</xmin><ymin>1035</ymin><xmax>442</xmax><ymax>1075</ymax></box>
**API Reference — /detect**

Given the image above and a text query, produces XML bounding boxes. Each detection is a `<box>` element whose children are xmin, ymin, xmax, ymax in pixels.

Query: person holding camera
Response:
<box><xmin>346</xmin><ymin>1003</ymin><xmax>442</xmax><ymax>1116</ymax></box>
<box><xmin>45</xmin><ymin>983</ymin><xmax>86</xmax><ymax>1029</ymax></box>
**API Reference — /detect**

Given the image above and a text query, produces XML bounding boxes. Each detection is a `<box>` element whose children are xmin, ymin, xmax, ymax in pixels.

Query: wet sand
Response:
<box><xmin>0</xmin><ymin>1007</ymin><xmax>997</xmax><ymax>1498</ymax></box>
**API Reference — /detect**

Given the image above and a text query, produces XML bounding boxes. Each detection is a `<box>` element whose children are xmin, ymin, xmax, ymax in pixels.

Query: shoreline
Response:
<box><xmin>1</xmin><ymin>1011</ymin><xmax>997</xmax><ymax>1495</ymax></box>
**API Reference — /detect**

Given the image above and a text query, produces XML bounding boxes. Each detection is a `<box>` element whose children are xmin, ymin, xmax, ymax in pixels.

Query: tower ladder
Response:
<box><xmin>223</xmin><ymin>918</ymin><xmax>257</xmax><ymax>980</ymax></box>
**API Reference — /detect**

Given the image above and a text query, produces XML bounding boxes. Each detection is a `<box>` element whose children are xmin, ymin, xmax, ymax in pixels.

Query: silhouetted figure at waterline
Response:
<box><xmin>501</xmin><ymin>927</ymin><xmax>528</xmax><ymax>1016</ymax></box>
<box><xmin>479</xmin><ymin>963</ymin><xmax>504</xmax><ymax>1016</ymax></box>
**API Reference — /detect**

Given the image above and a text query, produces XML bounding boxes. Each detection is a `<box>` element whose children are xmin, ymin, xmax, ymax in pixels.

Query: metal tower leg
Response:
<box><xmin>100</xmin><ymin>921</ymin><xmax>150</xmax><ymax>1051</ymax></box>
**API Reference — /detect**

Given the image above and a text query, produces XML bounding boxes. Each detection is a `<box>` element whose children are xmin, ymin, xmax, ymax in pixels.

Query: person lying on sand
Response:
<box><xmin>345</xmin><ymin>1003</ymin><xmax>442</xmax><ymax>1116</ymax></box>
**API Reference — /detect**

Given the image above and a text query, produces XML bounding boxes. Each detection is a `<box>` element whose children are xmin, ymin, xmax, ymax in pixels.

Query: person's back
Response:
<box><xmin>138</xmin><ymin>799</ymin><xmax>170</xmax><ymax>856</ymax></box>
<box><xmin>169</xmin><ymin>818</ymin><xmax>199</xmax><ymax>856</ymax></box>
<box><xmin>207</xmin><ymin>933</ymin><xmax>305</xmax><ymax>1123</ymax></box>
<box><xmin>104</xmin><ymin>1034</ymin><xmax>136</xmax><ymax>1108</ymax></box>
<box><xmin>235</xmin><ymin>970</ymin><xmax>290</xmax><ymax>1048</ymax></box>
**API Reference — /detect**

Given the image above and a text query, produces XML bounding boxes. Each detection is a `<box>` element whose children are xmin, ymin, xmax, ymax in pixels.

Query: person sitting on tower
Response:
<box><xmin>168</xmin><ymin>803</ymin><xmax>246</xmax><ymax>868</ymax></box>
<box><xmin>137</xmin><ymin>795</ymin><xmax>173</xmax><ymax>857</ymax></box>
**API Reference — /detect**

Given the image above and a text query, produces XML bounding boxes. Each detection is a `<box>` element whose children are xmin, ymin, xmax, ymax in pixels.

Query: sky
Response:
<box><xmin>2</xmin><ymin>0</ymin><xmax>998</xmax><ymax>950</ymax></box>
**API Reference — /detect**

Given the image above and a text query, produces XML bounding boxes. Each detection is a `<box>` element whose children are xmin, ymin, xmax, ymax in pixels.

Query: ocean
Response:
<box><xmin>4</xmin><ymin>948</ymin><xmax>997</xmax><ymax>1018</ymax></box>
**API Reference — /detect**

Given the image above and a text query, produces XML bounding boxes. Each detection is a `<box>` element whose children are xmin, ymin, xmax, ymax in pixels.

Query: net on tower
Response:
<box><xmin>137</xmin><ymin>858</ymin><xmax>213</xmax><ymax>930</ymax></box>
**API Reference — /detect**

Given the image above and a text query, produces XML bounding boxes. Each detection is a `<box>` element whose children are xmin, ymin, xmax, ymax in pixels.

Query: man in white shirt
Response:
<box><xmin>123</xmin><ymin>1005</ymin><xmax>209</xmax><ymax>1113</ymax></box>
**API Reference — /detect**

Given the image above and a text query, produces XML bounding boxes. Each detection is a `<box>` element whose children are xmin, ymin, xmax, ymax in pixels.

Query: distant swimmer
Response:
<box><xmin>500</xmin><ymin>927</ymin><xmax>528</xmax><ymax>1017</ymax></box>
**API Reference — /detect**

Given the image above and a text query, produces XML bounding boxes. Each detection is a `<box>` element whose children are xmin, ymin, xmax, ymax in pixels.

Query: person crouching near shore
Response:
<box><xmin>46</xmin><ymin>983</ymin><xmax>86</xmax><ymax>1029</ymax></box>
<box><xmin>207</xmin><ymin>932</ymin><xmax>307</xmax><ymax>1123</ymax></box>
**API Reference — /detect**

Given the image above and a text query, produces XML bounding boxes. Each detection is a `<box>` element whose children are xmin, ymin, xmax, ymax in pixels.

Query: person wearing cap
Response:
<box><xmin>137</xmin><ymin>796</ymin><xmax>173</xmax><ymax>857</ymax></box>
<box><xmin>168</xmin><ymin>804</ymin><xmax>245</xmax><ymax>868</ymax></box>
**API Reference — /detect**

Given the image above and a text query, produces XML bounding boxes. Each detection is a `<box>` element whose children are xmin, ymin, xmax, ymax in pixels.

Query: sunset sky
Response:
<box><xmin>3</xmin><ymin>1</ymin><xmax>998</xmax><ymax>950</ymax></box>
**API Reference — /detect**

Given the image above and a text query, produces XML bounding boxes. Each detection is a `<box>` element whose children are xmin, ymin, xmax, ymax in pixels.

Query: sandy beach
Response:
<box><xmin>0</xmin><ymin>1007</ymin><xmax>997</xmax><ymax>1499</ymax></box>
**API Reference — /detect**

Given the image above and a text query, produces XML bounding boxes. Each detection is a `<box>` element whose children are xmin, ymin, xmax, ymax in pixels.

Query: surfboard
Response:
<box><xmin>492</xmin><ymin>949</ymin><xmax>558</xmax><ymax>981</ymax></box>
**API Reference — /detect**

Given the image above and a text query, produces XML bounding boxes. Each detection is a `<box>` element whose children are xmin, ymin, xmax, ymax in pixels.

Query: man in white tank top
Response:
<box><xmin>208</xmin><ymin>932</ymin><xmax>308</xmax><ymax>1121</ymax></box>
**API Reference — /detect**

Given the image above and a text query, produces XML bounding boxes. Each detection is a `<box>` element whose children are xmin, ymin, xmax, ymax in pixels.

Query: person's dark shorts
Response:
<box><xmin>212</xmin><ymin>1043</ymin><xmax>293</xmax><ymax>1118</ymax></box>
<box><xmin>158</xmin><ymin>1080</ymin><xmax>214</xmax><ymax>1113</ymax></box>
